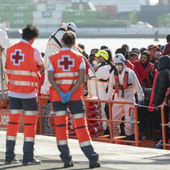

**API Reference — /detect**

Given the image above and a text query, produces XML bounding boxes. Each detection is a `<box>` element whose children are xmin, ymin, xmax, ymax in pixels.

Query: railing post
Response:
<box><xmin>161</xmin><ymin>105</ymin><xmax>166</xmax><ymax>149</ymax></box>
<box><xmin>108</xmin><ymin>101</ymin><xmax>113</xmax><ymax>143</ymax></box>
<box><xmin>84</xmin><ymin>100</ymin><xmax>88</xmax><ymax>121</ymax></box>
<box><xmin>134</xmin><ymin>104</ymin><xmax>139</xmax><ymax>146</ymax></box>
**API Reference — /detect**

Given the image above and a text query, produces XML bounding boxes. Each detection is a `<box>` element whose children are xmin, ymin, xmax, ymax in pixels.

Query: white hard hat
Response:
<box><xmin>113</xmin><ymin>53</ymin><xmax>126</xmax><ymax>64</ymax></box>
<box><xmin>66</xmin><ymin>22</ymin><xmax>77</xmax><ymax>32</ymax></box>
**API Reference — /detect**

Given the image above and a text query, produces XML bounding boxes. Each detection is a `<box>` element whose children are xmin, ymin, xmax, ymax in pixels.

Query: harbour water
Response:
<box><xmin>10</xmin><ymin>38</ymin><xmax>166</xmax><ymax>55</ymax></box>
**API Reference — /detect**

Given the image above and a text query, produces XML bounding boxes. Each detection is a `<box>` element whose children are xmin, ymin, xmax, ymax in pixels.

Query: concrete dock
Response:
<box><xmin>0</xmin><ymin>131</ymin><xmax>170</xmax><ymax>170</ymax></box>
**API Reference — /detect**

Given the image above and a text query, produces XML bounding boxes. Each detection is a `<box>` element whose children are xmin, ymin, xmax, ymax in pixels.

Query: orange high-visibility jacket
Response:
<box><xmin>49</xmin><ymin>50</ymin><xmax>84</xmax><ymax>102</ymax></box>
<box><xmin>6</xmin><ymin>41</ymin><xmax>39</xmax><ymax>93</ymax></box>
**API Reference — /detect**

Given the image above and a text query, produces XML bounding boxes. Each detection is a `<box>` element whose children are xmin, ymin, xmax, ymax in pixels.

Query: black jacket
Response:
<box><xmin>153</xmin><ymin>56</ymin><xmax>170</xmax><ymax>106</ymax></box>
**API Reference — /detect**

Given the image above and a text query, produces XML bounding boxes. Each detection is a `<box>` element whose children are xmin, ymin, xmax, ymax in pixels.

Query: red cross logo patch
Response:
<box><xmin>58</xmin><ymin>55</ymin><xmax>74</xmax><ymax>71</ymax></box>
<box><xmin>11</xmin><ymin>49</ymin><xmax>24</xmax><ymax>66</ymax></box>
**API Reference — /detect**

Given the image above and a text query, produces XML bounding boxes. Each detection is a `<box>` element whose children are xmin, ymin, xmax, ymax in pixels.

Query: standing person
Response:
<box><xmin>154</xmin><ymin>52</ymin><xmax>162</xmax><ymax>63</ymax></box>
<box><xmin>87</xmin><ymin>50</ymin><xmax>110</xmax><ymax>130</ymax></box>
<box><xmin>106</xmin><ymin>53</ymin><xmax>144</xmax><ymax>139</ymax></box>
<box><xmin>0</xmin><ymin>29</ymin><xmax>11</xmax><ymax>108</ymax></box>
<box><xmin>129</xmin><ymin>52</ymin><xmax>139</xmax><ymax>63</ymax></box>
<box><xmin>122</xmin><ymin>44</ymin><xmax>130</xmax><ymax>53</ymax></box>
<box><xmin>162</xmin><ymin>34</ymin><xmax>170</xmax><ymax>56</ymax></box>
<box><xmin>147</xmin><ymin>45</ymin><xmax>157</xmax><ymax>63</ymax></box>
<box><xmin>85</xmin><ymin>48</ymin><xmax>99</xmax><ymax>73</ymax></box>
<box><xmin>133</xmin><ymin>51</ymin><xmax>154</xmax><ymax>88</ymax></box>
<box><xmin>41</xmin><ymin>22</ymin><xmax>77</xmax><ymax>97</ymax></box>
<box><xmin>115</xmin><ymin>46</ymin><xmax>134</xmax><ymax>71</ymax></box>
<box><xmin>48</xmin><ymin>31</ymin><xmax>100</xmax><ymax>168</ymax></box>
<box><xmin>153</xmin><ymin>56</ymin><xmax>170</xmax><ymax>146</ymax></box>
<box><xmin>5</xmin><ymin>24</ymin><xmax>44</xmax><ymax>165</ymax></box>
<box><xmin>0</xmin><ymin>29</ymin><xmax>11</xmax><ymax>68</ymax></box>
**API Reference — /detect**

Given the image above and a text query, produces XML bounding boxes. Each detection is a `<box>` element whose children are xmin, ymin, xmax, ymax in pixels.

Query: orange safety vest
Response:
<box><xmin>114</xmin><ymin>70</ymin><xmax>129</xmax><ymax>90</ymax></box>
<box><xmin>49</xmin><ymin>49</ymin><xmax>84</xmax><ymax>102</ymax></box>
<box><xmin>114</xmin><ymin>69</ymin><xmax>132</xmax><ymax>97</ymax></box>
<box><xmin>6</xmin><ymin>41</ymin><xmax>39</xmax><ymax>93</ymax></box>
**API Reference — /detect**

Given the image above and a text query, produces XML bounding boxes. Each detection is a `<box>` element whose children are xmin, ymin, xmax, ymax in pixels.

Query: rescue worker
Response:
<box><xmin>0</xmin><ymin>29</ymin><xmax>11</xmax><ymax>66</ymax></box>
<box><xmin>41</xmin><ymin>22</ymin><xmax>77</xmax><ymax>97</ymax></box>
<box><xmin>0</xmin><ymin>29</ymin><xmax>11</xmax><ymax>96</ymax></box>
<box><xmin>5</xmin><ymin>24</ymin><xmax>44</xmax><ymax>165</ymax></box>
<box><xmin>48</xmin><ymin>31</ymin><xmax>100</xmax><ymax>168</ymax></box>
<box><xmin>106</xmin><ymin>53</ymin><xmax>144</xmax><ymax>139</ymax></box>
<box><xmin>87</xmin><ymin>50</ymin><xmax>110</xmax><ymax>130</ymax></box>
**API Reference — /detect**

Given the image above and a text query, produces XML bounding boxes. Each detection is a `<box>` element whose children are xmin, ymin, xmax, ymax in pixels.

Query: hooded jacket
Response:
<box><xmin>153</xmin><ymin>56</ymin><xmax>170</xmax><ymax>106</ymax></box>
<box><xmin>133</xmin><ymin>51</ymin><xmax>153</xmax><ymax>88</ymax></box>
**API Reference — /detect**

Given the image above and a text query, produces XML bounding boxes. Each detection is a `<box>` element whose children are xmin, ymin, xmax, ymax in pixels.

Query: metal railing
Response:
<box><xmin>38</xmin><ymin>96</ymin><xmax>141</xmax><ymax>147</ymax></box>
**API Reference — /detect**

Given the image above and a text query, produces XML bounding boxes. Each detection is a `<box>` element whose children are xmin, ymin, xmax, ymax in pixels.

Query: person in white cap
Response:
<box><xmin>87</xmin><ymin>50</ymin><xmax>110</xmax><ymax>130</ymax></box>
<box><xmin>41</xmin><ymin>22</ymin><xmax>77</xmax><ymax>97</ymax></box>
<box><xmin>0</xmin><ymin>29</ymin><xmax>11</xmax><ymax>93</ymax></box>
<box><xmin>106</xmin><ymin>53</ymin><xmax>144</xmax><ymax>140</ymax></box>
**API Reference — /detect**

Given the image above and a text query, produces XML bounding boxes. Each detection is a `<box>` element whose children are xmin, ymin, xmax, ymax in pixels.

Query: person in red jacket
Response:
<box><xmin>133</xmin><ymin>51</ymin><xmax>154</xmax><ymax>88</ymax></box>
<box><xmin>5</xmin><ymin>24</ymin><xmax>44</xmax><ymax>165</ymax></box>
<box><xmin>48</xmin><ymin>31</ymin><xmax>100</xmax><ymax>168</ymax></box>
<box><xmin>162</xmin><ymin>34</ymin><xmax>170</xmax><ymax>56</ymax></box>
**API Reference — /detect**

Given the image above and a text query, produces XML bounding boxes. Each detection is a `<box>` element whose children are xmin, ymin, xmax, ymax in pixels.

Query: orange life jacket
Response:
<box><xmin>114</xmin><ymin>69</ymin><xmax>132</xmax><ymax>97</ymax></box>
<box><xmin>114</xmin><ymin>70</ymin><xmax>129</xmax><ymax>90</ymax></box>
<box><xmin>49</xmin><ymin>49</ymin><xmax>84</xmax><ymax>102</ymax></box>
<box><xmin>6</xmin><ymin>41</ymin><xmax>39</xmax><ymax>93</ymax></box>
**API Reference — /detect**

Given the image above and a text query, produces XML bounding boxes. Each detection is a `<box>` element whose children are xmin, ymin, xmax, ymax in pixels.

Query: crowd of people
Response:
<box><xmin>75</xmin><ymin>34</ymin><xmax>170</xmax><ymax>145</ymax></box>
<box><xmin>1</xmin><ymin>21</ymin><xmax>170</xmax><ymax>167</ymax></box>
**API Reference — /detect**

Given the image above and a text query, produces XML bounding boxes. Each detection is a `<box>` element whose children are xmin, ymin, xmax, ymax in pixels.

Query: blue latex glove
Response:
<box><xmin>59</xmin><ymin>91</ymin><xmax>67</xmax><ymax>104</ymax></box>
<box><xmin>62</xmin><ymin>91</ymin><xmax>72</xmax><ymax>103</ymax></box>
<box><xmin>138</xmin><ymin>101</ymin><xmax>144</xmax><ymax>105</ymax></box>
<box><xmin>59</xmin><ymin>91</ymin><xmax>65</xmax><ymax>97</ymax></box>
<box><xmin>66</xmin><ymin>91</ymin><xmax>72</xmax><ymax>97</ymax></box>
<box><xmin>59</xmin><ymin>91</ymin><xmax>72</xmax><ymax>104</ymax></box>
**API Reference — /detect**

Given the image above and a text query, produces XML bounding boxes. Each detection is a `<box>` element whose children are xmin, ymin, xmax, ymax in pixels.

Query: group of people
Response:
<box><xmin>1</xmin><ymin>21</ymin><xmax>170</xmax><ymax>168</ymax></box>
<box><xmin>84</xmin><ymin>35</ymin><xmax>170</xmax><ymax>143</ymax></box>
<box><xmin>0</xmin><ymin>22</ymin><xmax>100</xmax><ymax>168</ymax></box>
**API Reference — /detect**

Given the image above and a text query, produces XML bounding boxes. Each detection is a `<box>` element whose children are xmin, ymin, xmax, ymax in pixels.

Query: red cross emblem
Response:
<box><xmin>11</xmin><ymin>49</ymin><xmax>24</xmax><ymax>66</ymax></box>
<box><xmin>58</xmin><ymin>55</ymin><xmax>74</xmax><ymax>71</ymax></box>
